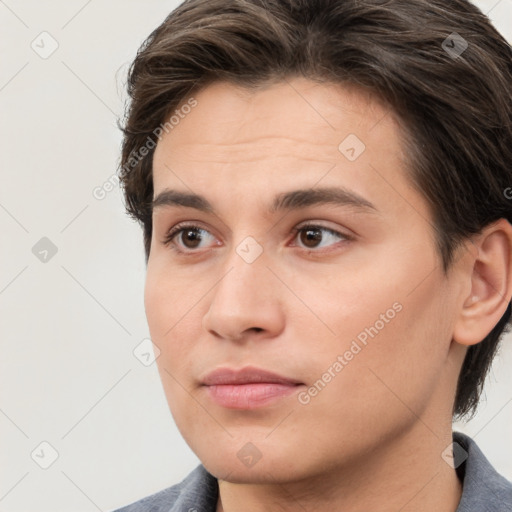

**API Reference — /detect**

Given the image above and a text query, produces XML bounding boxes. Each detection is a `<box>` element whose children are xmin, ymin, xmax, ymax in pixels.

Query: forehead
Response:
<box><xmin>150</xmin><ymin>78</ymin><xmax>435</xmax><ymax>248</ymax></box>
<box><xmin>153</xmin><ymin>78</ymin><xmax>402</xmax><ymax>167</ymax></box>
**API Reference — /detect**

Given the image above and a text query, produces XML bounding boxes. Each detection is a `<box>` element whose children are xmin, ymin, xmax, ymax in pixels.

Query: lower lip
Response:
<box><xmin>204</xmin><ymin>383</ymin><xmax>300</xmax><ymax>409</ymax></box>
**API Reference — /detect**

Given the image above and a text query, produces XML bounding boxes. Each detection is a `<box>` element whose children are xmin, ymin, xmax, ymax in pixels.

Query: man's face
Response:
<box><xmin>146</xmin><ymin>78</ymin><xmax>464</xmax><ymax>482</ymax></box>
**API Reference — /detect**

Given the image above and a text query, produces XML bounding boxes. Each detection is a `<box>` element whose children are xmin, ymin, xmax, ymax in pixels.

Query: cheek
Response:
<box><xmin>145</xmin><ymin>259</ymin><xmax>220</xmax><ymax>387</ymax></box>
<box><xmin>317</xmin><ymin>275</ymin><xmax>453</xmax><ymax>424</ymax></box>
<box><xmin>145</xmin><ymin>269</ymin><xmax>200</xmax><ymax>422</ymax></box>
<box><xmin>292</xmin><ymin>249</ymin><xmax>453</xmax><ymax>405</ymax></box>
<box><xmin>144</xmin><ymin>269</ymin><xmax>170</xmax><ymax>343</ymax></box>
<box><xmin>144</xmin><ymin>257</ymin><xmax>202</xmax><ymax>339</ymax></box>
<box><xmin>144</xmin><ymin>264</ymin><xmax>193</xmax><ymax>378</ymax></box>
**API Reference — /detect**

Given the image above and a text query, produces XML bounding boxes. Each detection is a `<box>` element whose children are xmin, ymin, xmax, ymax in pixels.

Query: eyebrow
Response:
<box><xmin>151</xmin><ymin>187</ymin><xmax>377</xmax><ymax>214</ymax></box>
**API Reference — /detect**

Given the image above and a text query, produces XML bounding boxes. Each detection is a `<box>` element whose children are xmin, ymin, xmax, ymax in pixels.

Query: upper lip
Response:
<box><xmin>201</xmin><ymin>366</ymin><xmax>302</xmax><ymax>386</ymax></box>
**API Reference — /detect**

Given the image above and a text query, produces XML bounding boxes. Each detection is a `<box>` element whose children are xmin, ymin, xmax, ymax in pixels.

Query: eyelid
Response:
<box><xmin>162</xmin><ymin>221</ymin><xmax>218</xmax><ymax>249</ymax></box>
<box><xmin>288</xmin><ymin>223</ymin><xmax>351</xmax><ymax>251</ymax></box>
<box><xmin>291</xmin><ymin>221</ymin><xmax>353</xmax><ymax>240</ymax></box>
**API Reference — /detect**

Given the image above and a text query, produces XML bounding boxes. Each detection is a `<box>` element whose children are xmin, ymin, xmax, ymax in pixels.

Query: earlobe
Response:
<box><xmin>453</xmin><ymin>219</ymin><xmax>512</xmax><ymax>347</ymax></box>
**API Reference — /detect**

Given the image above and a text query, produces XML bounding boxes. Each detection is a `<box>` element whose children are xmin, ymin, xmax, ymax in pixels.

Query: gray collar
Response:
<box><xmin>454</xmin><ymin>431</ymin><xmax>512</xmax><ymax>511</ymax></box>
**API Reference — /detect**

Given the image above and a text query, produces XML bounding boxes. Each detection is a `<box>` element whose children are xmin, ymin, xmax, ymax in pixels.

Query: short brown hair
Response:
<box><xmin>119</xmin><ymin>0</ymin><xmax>512</xmax><ymax>419</ymax></box>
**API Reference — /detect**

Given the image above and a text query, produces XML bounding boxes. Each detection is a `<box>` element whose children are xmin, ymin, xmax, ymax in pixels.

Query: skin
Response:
<box><xmin>146</xmin><ymin>77</ymin><xmax>512</xmax><ymax>512</ymax></box>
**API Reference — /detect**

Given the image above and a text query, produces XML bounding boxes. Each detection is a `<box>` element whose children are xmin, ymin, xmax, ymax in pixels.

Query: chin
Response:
<box><xmin>201</xmin><ymin>457</ymin><xmax>304</xmax><ymax>484</ymax></box>
<box><xmin>188</xmin><ymin>435</ymin><xmax>319</xmax><ymax>485</ymax></box>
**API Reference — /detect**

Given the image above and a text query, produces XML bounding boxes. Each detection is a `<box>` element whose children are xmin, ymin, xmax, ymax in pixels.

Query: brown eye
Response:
<box><xmin>163</xmin><ymin>224</ymin><xmax>216</xmax><ymax>252</ymax></box>
<box><xmin>180</xmin><ymin>228</ymin><xmax>203</xmax><ymax>248</ymax></box>
<box><xmin>295</xmin><ymin>225</ymin><xmax>347</xmax><ymax>250</ymax></box>
<box><xmin>299</xmin><ymin>227</ymin><xmax>323</xmax><ymax>248</ymax></box>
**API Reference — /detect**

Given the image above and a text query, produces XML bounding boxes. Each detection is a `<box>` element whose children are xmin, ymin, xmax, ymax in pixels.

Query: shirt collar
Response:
<box><xmin>454</xmin><ymin>431</ymin><xmax>512</xmax><ymax>511</ymax></box>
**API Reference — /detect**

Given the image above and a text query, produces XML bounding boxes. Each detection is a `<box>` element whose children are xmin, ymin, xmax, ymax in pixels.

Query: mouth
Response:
<box><xmin>200</xmin><ymin>366</ymin><xmax>304</xmax><ymax>409</ymax></box>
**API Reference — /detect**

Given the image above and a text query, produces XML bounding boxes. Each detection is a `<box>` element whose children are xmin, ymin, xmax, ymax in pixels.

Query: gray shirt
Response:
<box><xmin>112</xmin><ymin>432</ymin><xmax>512</xmax><ymax>511</ymax></box>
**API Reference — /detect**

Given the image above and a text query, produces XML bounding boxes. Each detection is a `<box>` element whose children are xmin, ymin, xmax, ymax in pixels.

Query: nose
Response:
<box><xmin>202</xmin><ymin>248</ymin><xmax>285</xmax><ymax>343</ymax></box>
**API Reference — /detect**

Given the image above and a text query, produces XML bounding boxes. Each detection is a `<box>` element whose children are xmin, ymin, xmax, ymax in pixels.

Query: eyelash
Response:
<box><xmin>162</xmin><ymin>222</ymin><xmax>352</xmax><ymax>255</ymax></box>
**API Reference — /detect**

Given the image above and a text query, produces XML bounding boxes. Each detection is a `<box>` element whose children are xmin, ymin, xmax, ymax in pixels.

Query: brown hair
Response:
<box><xmin>119</xmin><ymin>0</ymin><xmax>512</xmax><ymax>419</ymax></box>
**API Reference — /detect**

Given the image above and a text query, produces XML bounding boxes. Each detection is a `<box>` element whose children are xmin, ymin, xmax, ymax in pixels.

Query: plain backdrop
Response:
<box><xmin>1</xmin><ymin>1</ymin><xmax>511</xmax><ymax>511</ymax></box>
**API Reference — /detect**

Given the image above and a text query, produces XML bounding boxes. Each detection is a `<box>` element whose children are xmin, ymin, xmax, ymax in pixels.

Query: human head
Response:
<box><xmin>119</xmin><ymin>0</ymin><xmax>512</xmax><ymax>431</ymax></box>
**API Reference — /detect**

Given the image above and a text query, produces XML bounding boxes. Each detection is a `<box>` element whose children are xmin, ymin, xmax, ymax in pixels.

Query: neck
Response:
<box><xmin>216</xmin><ymin>424</ymin><xmax>463</xmax><ymax>512</ymax></box>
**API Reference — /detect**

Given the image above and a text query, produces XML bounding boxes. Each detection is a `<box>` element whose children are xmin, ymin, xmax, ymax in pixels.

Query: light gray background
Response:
<box><xmin>1</xmin><ymin>1</ymin><xmax>511</xmax><ymax>511</ymax></box>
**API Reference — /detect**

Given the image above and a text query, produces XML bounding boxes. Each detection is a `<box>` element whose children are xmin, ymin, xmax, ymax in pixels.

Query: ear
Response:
<box><xmin>453</xmin><ymin>218</ymin><xmax>512</xmax><ymax>346</ymax></box>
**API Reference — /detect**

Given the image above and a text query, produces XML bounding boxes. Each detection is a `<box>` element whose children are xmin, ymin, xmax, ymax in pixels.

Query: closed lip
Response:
<box><xmin>201</xmin><ymin>366</ymin><xmax>302</xmax><ymax>386</ymax></box>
